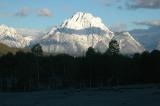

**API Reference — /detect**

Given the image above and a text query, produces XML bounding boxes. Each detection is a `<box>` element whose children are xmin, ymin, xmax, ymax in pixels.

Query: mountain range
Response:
<box><xmin>0</xmin><ymin>12</ymin><xmax>151</xmax><ymax>56</ymax></box>
<box><xmin>0</xmin><ymin>24</ymin><xmax>32</xmax><ymax>48</ymax></box>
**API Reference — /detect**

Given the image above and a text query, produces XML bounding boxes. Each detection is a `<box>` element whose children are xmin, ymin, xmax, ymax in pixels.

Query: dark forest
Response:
<box><xmin>0</xmin><ymin>42</ymin><xmax>160</xmax><ymax>92</ymax></box>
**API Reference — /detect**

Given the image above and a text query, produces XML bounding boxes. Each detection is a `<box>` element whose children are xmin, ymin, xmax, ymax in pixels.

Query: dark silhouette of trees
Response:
<box><xmin>86</xmin><ymin>47</ymin><xmax>96</xmax><ymax>57</ymax></box>
<box><xmin>0</xmin><ymin>47</ymin><xmax>160</xmax><ymax>92</ymax></box>
<box><xmin>31</xmin><ymin>44</ymin><xmax>43</xmax><ymax>56</ymax></box>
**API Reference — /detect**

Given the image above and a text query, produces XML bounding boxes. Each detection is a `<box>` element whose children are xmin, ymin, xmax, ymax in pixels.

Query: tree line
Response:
<box><xmin>0</xmin><ymin>41</ymin><xmax>160</xmax><ymax>92</ymax></box>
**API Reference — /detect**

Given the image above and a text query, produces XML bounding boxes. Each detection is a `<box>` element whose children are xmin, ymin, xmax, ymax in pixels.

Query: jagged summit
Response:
<box><xmin>47</xmin><ymin>12</ymin><xmax>114</xmax><ymax>37</ymax></box>
<box><xmin>60</xmin><ymin>12</ymin><xmax>113</xmax><ymax>37</ymax></box>
<box><xmin>40</xmin><ymin>12</ymin><xmax>114</xmax><ymax>55</ymax></box>
<box><xmin>39</xmin><ymin>12</ymin><xmax>145</xmax><ymax>56</ymax></box>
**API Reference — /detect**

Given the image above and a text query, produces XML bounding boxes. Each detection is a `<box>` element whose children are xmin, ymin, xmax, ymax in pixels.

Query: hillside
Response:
<box><xmin>0</xmin><ymin>43</ymin><xmax>30</xmax><ymax>56</ymax></box>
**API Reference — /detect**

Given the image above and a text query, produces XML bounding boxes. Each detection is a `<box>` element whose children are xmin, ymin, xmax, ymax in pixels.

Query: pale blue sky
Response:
<box><xmin>0</xmin><ymin>0</ymin><xmax>160</xmax><ymax>30</ymax></box>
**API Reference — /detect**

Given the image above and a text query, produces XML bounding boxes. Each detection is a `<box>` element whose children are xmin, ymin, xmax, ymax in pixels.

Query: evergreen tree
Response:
<box><xmin>108</xmin><ymin>40</ymin><xmax>120</xmax><ymax>55</ymax></box>
<box><xmin>31</xmin><ymin>44</ymin><xmax>43</xmax><ymax>56</ymax></box>
<box><xmin>86</xmin><ymin>47</ymin><xmax>96</xmax><ymax>57</ymax></box>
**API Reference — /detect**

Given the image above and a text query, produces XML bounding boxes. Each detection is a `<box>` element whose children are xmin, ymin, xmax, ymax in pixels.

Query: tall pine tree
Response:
<box><xmin>108</xmin><ymin>40</ymin><xmax>120</xmax><ymax>55</ymax></box>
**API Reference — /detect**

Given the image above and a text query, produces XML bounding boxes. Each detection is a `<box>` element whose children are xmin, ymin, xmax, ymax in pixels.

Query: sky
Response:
<box><xmin>0</xmin><ymin>0</ymin><xmax>160</xmax><ymax>31</ymax></box>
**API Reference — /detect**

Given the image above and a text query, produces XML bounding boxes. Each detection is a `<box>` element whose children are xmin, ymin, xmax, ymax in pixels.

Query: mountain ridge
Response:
<box><xmin>113</xmin><ymin>32</ymin><xmax>145</xmax><ymax>54</ymax></box>
<box><xmin>0</xmin><ymin>12</ymin><xmax>146</xmax><ymax>56</ymax></box>
<box><xmin>40</xmin><ymin>12</ymin><xmax>114</xmax><ymax>55</ymax></box>
<box><xmin>0</xmin><ymin>25</ymin><xmax>32</xmax><ymax>48</ymax></box>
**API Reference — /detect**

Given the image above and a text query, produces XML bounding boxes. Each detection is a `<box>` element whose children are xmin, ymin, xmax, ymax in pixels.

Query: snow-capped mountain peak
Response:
<box><xmin>40</xmin><ymin>12</ymin><xmax>114</xmax><ymax>55</ymax></box>
<box><xmin>113</xmin><ymin>32</ymin><xmax>145</xmax><ymax>54</ymax></box>
<box><xmin>0</xmin><ymin>13</ymin><xmax>145</xmax><ymax>56</ymax></box>
<box><xmin>60</xmin><ymin>12</ymin><xmax>113</xmax><ymax>37</ymax></box>
<box><xmin>0</xmin><ymin>24</ymin><xmax>17</xmax><ymax>37</ymax></box>
<box><xmin>61</xmin><ymin>12</ymin><xmax>107</xmax><ymax>29</ymax></box>
<box><xmin>0</xmin><ymin>24</ymin><xmax>32</xmax><ymax>48</ymax></box>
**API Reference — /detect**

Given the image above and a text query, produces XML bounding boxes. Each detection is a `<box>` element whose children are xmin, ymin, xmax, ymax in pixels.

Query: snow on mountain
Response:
<box><xmin>16</xmin><ymin>28</ymin><xmax>45</xmax><ymax>40</ymax></box>
<box><xmin>0</xmin><ymin>13</ymin><xmax>145</xmax><ymax>56</ymax></box>
<box><xmin>61</xmin><ymin>12</ymin><xmax>112</xmax><ymax>32</ymax></box>
<box><xmin>0</xmin><ymin>24</ymin><xmax>32</xmax><ymax>48</ymax></box>
<box><xmin>40</xmin><ymin>12</ymin><xmax>114</xmax><ymax>55</ymax></box>
<box><xmin>113</xmin><ymin>32</ymin><xmax>145</xmax><ymax>54</ymax></box>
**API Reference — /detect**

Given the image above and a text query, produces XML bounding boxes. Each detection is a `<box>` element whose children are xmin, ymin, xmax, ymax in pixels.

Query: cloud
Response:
<box><xmin>93</xmin><ymin>0</ymin><xmax>123</xmax><ymax>9</ymax></box>
<box><xmin>110</xmin><ymin>23</ymin><xmax>127</xmax><ymax>32</ymax></box>
<box><xmin>38</xmin><ymin>8</ymin><xmax>53</xmax><ymax>17</ymax></box>
<box><xmin>91</xmin><ymin>0</ymin><xmax>116</xmax><ymax>7</ymax></box>
<box><xmin>130</xmin><ymin>26</ymin><xmax>160</xmax><ymax>50</ymax></box>
<box><xmin>1</xmin><ymin>7</ymin><xmax>53</xmax><ymax>18</ymax></box>
<box><xmin>16</xmin><ymin>28</ymin><xmax>46</xmax><ymax>40</ymax></box>
<box><xmin>126</xmin><ymin>0</ymin><xmax>160</xmax><ymax>9</ymax></box>
<box><xmin>15</xmin><ymin>8</ymin><xmax>29</xmax><ymax>17</ymax></box>
<box><xmin>134</xmin><ymin>20</ymin><xmax>160</xmax><ymax>27</ymax></box>
<box><xmin>132</xmin><ymin>19</ymin><xmax>160</xmax><ymax>50</ymax></box>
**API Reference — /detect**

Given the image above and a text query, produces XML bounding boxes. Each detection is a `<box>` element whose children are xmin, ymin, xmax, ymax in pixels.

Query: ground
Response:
<box><xmin>0</xmin><ymin>85</ymin><xmax>160</xmax><ymax>106</ymax></box>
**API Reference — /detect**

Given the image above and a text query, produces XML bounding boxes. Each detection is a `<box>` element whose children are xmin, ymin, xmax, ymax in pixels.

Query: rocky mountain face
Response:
<box><xmin>40</xmin><ymin>12</ymin><xmax>144</xmax><ymax>55</ymax></box>
<box><xmin>113</xmin><ymin>32</ymin><xmax>145</xmax><ymax>54</ymax></box>
<box><xmin>0</xmin><ymin>25</ymin><xmax>32</xmax><ymax>48</ymax></box>
<box><xmin>39</xmin><ymin>12</ymin><xmax>114</xmax><ymax>55</ymax></box>
<box><xmin>0</xmin><ymin>12</ymin><xmax>145</xmax><ymax>56</ymax></box>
